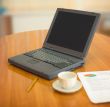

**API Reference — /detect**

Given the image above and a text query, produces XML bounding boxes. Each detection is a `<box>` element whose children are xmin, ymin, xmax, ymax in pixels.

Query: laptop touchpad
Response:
<box><xmin>27</xmin><ymin>59</ymin><xmax>40</xmax><ymax>64</ymax></box>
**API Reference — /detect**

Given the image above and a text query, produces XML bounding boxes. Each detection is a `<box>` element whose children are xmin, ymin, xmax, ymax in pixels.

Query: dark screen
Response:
<box><xmin>47</xmin><ymin>11</ymin><xmax>96</xmax><ymax>52</ymax></box>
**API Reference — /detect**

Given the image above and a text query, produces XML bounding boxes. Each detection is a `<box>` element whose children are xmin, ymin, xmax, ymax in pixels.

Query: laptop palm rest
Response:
<box><xmin>9</xmin><ymin>55</ymin><xmax>60</xmax><ymax>79</ymax></box>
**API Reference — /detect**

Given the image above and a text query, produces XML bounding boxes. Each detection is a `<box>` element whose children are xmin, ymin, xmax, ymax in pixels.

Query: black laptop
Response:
<box><xmin>8</xmin><ymin>8</ymin><xmax>100</xmax><ymax>80</ymax></box>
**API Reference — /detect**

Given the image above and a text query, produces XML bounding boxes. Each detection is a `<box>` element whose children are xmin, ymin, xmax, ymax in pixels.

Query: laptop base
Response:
<box><xmin>8</xmin><ymin>54</ymin><xmax>84</xmax><ymax>80</ymax></box>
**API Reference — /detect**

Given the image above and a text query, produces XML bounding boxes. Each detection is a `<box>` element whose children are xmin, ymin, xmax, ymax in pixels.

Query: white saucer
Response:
<box><xmin>52</xmin><ymin>80</ymin><xmax>82</xmax><ymax>93</ymax></box>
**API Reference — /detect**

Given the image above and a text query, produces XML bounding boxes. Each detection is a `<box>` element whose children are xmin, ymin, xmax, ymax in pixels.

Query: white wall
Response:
<box><xmin>3</xmin><ymin>0</ymin><xmax>74</xmax><ymax>11</ymax></box>
<box><xmin>12</xmin><ymin>14</ymin><xmax>54</xmax><ymax>33</ymax></box>
<box><xmin>74</xmin><ymin>0</ymin><xmax>110</xmax><ymax>12</ymax></box>
<box><xmin>3</xmin><ymin>0</ymin><xmax>74</xmax><ymax>33</ymax></box>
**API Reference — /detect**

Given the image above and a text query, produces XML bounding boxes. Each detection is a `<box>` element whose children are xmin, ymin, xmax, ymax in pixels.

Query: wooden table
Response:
<box><xmin>0</xmin><ymin>30</ymin><xmax>110</xmax><ymax>107</ymax></box>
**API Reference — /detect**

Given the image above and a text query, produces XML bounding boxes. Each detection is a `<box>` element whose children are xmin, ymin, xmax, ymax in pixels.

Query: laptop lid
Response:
<box><xmin>43</xmin><ymin>8</ymin><xmax>100</xmax><ymax>58</ymax></box>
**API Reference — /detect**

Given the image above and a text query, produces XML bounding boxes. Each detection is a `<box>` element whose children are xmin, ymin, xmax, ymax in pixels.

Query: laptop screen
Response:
<box><xmin>46</xmin><ymin>11</ymin><xmax>96</xmax><ymax>52</ymax></box>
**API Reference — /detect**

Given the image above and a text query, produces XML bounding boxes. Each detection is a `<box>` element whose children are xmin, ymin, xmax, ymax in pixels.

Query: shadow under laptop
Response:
<box><xmin>8</xmin><ymin>64</ymin><xmax>54</xmax><ymax>93</ymax></box>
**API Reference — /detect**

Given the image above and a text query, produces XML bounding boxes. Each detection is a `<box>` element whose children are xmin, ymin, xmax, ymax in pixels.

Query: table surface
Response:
<box><xmin>0</xmin><ymin>30</ymin><xmax>110</xmax><ymax>107</ymax></box>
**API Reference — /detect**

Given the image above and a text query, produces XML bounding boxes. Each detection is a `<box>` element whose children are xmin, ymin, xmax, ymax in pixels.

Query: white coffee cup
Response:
<box><xmin>58</xmin><ymin>71</ymin><xmax>77</xmax><ymax>89</ymax></box>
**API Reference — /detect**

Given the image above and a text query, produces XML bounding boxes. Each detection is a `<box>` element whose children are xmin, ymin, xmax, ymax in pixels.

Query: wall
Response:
<box><xmin>74</xmin><ymin>0</ymin><xmax>110</xmax><ymax>12</ymax></box>
<box><xmin>2</xmin><ymin>0</ymin><xmax>74</xmax><ymax>33</ymax></box>
<box><xmin>2</xmin><ymin>0</ymin><xmax>110</xmax><ymax>34</ymax></box>
<box><xmin>2</xmin><ymin>0</ymin><xmax>74</xmax><ymax>11</ymax></box>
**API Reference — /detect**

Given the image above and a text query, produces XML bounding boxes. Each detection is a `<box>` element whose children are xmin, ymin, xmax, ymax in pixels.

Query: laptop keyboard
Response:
<box><xmin>25</xmin><ymin>49</ymin><xmax>75</xmax><ymax>68</ymax></box>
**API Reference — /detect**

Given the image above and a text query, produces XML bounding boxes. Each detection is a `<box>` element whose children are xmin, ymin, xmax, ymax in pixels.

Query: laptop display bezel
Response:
<box><xmin>43</xmin><ymin>8</ymin><xmax>100</xmax><ymax>58</ymax></box>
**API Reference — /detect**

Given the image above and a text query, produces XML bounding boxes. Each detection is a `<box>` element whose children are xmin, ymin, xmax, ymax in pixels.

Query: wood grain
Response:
<box><xmin>0</xmin><ymin>30</ymin><xmax>110</xmax><ymax>107</ymax></box>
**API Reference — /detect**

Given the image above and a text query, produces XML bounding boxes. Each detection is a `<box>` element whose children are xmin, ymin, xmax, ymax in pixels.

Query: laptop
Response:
<box><xmin>8</xmin><ymin>8</ymin><xmax>100</xmax><ymax>80</ymax></box>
